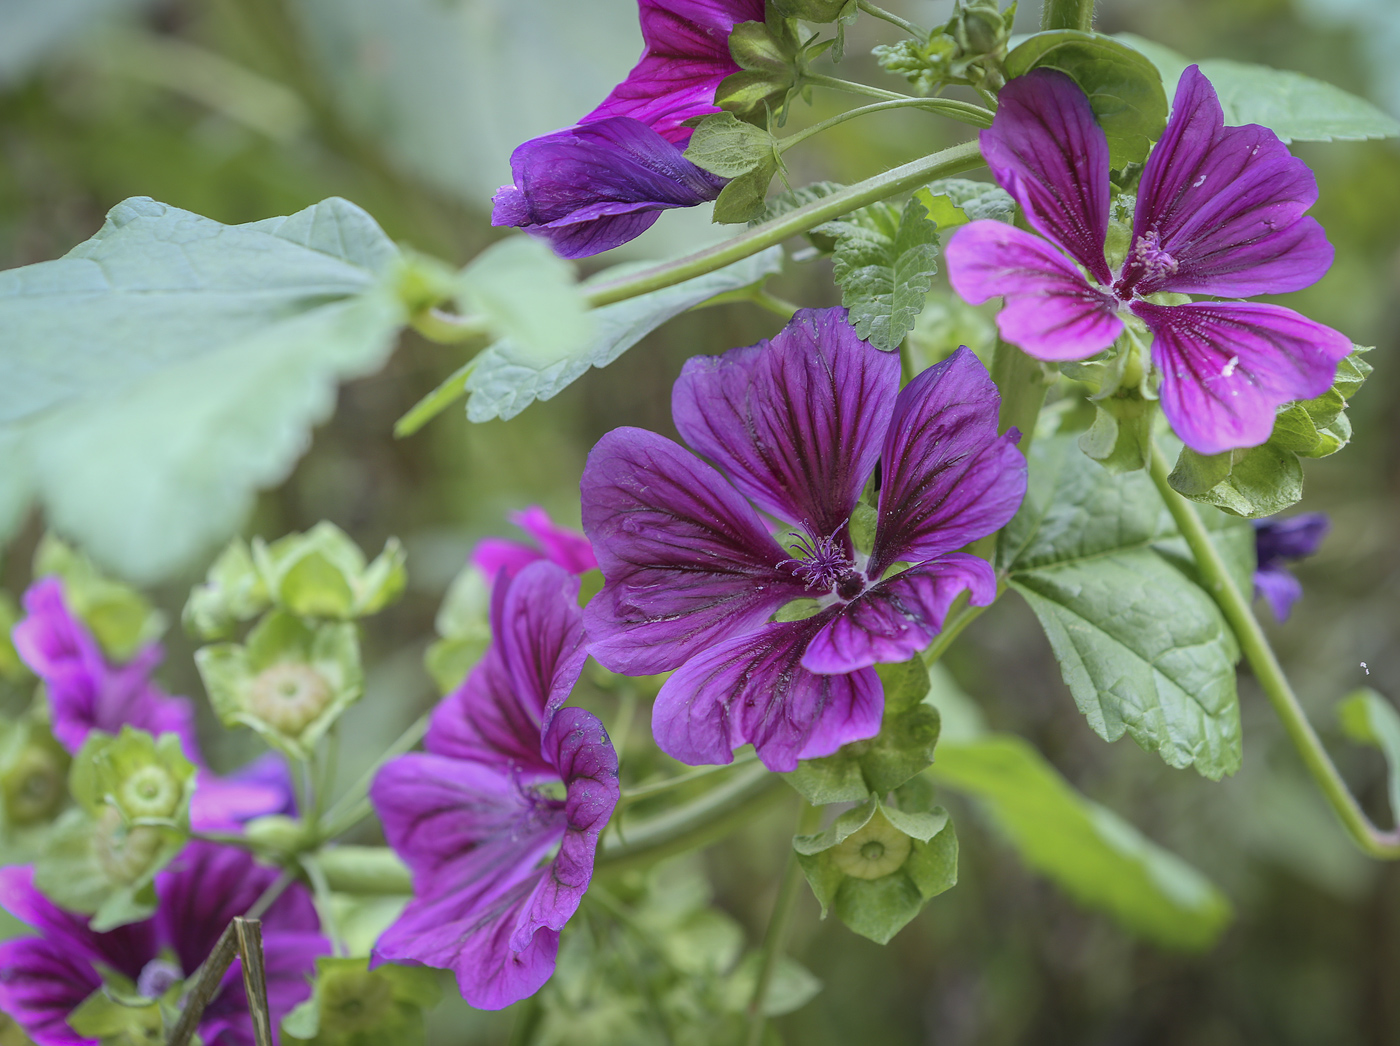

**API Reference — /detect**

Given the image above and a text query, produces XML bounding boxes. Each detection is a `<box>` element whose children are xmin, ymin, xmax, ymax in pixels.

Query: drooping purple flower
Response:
<box><xmin>1252</xmin><ymin>512</ymin><xmax>1329</xmax><ymax>621</ymax></box>
<box><xmin>370</xmin><ymin>561</ymin><xmax>619</xmax><ymax>1010</ymax></box>
<box><xmin>0</xmin><ymin>842</ymin><xmax>327</xmax><ymax>1046</ymax></box>
<box><xmin>471</xmin><ymin>506</ymin><xmax>598</xmax><ymax>586</ymax></box>
<box><xmin>580</xmin><ymin>308</ymin><xmax>1027</xmax><ymax>772</ymax></box>
<box><xmin>945</xmin><ymin>66</ymin><xmax>1352</xmax><ymax>456</ymax></box>
<box><xmin>11</xmin><ymin>578</ymin><xmax>293</xmax><ymax>832</ymax></box>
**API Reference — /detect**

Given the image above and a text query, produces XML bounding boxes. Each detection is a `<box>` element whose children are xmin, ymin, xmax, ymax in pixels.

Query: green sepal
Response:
<box><xmin>182</xmin><ymin>537</ymin><xmax>270</xmax><ymax>641</ymax></box>
<box><xmin>712</xmin><ymin>155</ymin><xmax>783</xmax><ymax>224</ymax></box>
<box><xmin>196</xmin><ymin>609</ymin><xmax>364</xmax><ymax>760</ymax></box>
<box><xmin>252</xmin><ymin>522</ymin><xmax>406</xmax><ymax>621</ymax></box>
<box><xmin>1078</xmin><ymin>392</ymin><xmax>1156</xmax><ymax>474</ymax></box>
<box><xmin>69</xmin><ymin>727</ymin><xmax>196</xmax><ymax>826</ymax></box>
<box><xmin>794</xmin><ymin>794</ymin><xmax>958</xmax><ymax>944</ymax></box>
<box><xmin>0</xmin><ymin>715</ymin><xmax>69</xmax><ymax>833</ymax></box>
<box><xmin>33</xmin><ymin>536</ymin><xmax>166</xmax><ymax>662</ymax></box>
<box><xmin>282</xmin><ymin>957</ymin><xmax>443</xmax><ymax>1046</ymax></box>
<box><xmin>684</xmin><ymin>113</ymin><xmax>777</xmax><ymax>179</ymax></box>
<box><xmin>770</xmin><ymin>0</ymin><xmax>851</xmax><ymax>22</ymax></box>
<box><xmin>714</xmin><ymin>16</ymin><xmax>803</xmax><ymax>123</ymax></box>
<box><xmin>68</xmin><ymin>989</ymin><xmax>167</xmax><ymax>1046</ymax></box>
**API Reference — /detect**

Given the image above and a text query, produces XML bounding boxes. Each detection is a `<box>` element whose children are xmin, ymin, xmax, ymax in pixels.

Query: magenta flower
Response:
<box><xmin>471</xmin><ymin>506</ymin><xmax>598</xmax><ymax>586</ymax></box>
<box><xmin>1252</xmin><ymin>512</ymin><xmax>1329</xmax><ymax>621</ymax></box>
<box><xmin>945</xmin><ymin>66</ymin><xmax>1353</xmax><ymax>456</ymax></box>
<box><xmin>581</xmin><ymin>308</ymin><xmax>1026</xmax><ymax>772</ymax></box>
<box><xmin>491</xmin><ymin>0</ymin><xmax>761</xmax><ymax>258</ymax></box>
<box><xmin>11</xmin><ymin>578</ymin><xmax>293</xmax><ymax>831</ymax></box>
<box><xmin>0</xmin><ymin>843</ymin><xmax>326</xmax><ymax>1046</ymax></box>
<box><xmin>370</xmin><ymin>561</ymin><xmax>619</xmax><ymax>1010</ymax></box>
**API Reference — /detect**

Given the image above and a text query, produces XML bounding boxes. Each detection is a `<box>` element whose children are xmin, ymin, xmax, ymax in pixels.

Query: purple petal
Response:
<box><xmin>868</xmin><ymin>348</ymin><xmax>1028</xmax><ymax>575</ymax></box>
<box><xmin>491</xmin><ymin>117</ymin><xmax>725</xmax><ymax>259</ymax></box>
<box><xmin>980</xmin><ymin>68</ymin><xmax>1112</xmax><ymax>284</ymax></box>
<box><xmin>584</xmin><ymin>0</ymin><xmax>763</xmax><ymax>144</ymax></box>
<box><xmin>1123</xmin><ymin>66</ymin><xmax>1333</xmax><ymax>299</ymax></box>
<box><xmin>0</xmin><ymin>938</ymin><xmax>101</xmax><ymax>1046</ymax></box>
<box><xmin>1254</xmin><ymin>566</ymin><xmax>1304</xmax><ymax>622</ymax></box>
<box><xmin>945</xmin><ymin>221</ymin><xmax>1121</xmax><ymax>361</ymax></box>
<box><xmin>511</xmin><ymin>507</ymin><xmax>598</xmax><ymax>575</ymax></box>
<box><xmin>652</xmin><ymin>616</ymin><xmax>883</xmax><ymax>771</ymax></box>
<box><xmin>581</xmin><ymin>427</ymin><xmax>807</xmax><ymax>674</ymax></box>
<box><xmin>470</xmin><ymin>539</ymin><xmax>545</xmax><ymax>587</ymax></box>
<box><xmin>189</xmin><ymin>753</ymin><xmax>296</xmax><ymax>833</ymax></box>
<box><xmin>672</xmin><ymin>308</ymin><xmax>899</xmax><ymax>539</ymax></box>
<box><xmin>802</xmin><ymin>555</ymin><xmax>997</xmax><ymax>673</ymax></box>
<box><xmin>0</xmin><ymin>866</ymin><xmax>155</xmax><ymax>982</ymax></box>
<box><xmin>1132</xmin><ymin>301</ymin><xmax>1353</xmax><ymax>455</ymax></box>
<box><xmin>427</xmin><ymin>562</ymin><xmax>587</xmax><ymax>770</ymax></box>
<box><xmin>1253</xmin><ymin>513</ymin><xmax>1329</xmax><ymax>567</ymax></box>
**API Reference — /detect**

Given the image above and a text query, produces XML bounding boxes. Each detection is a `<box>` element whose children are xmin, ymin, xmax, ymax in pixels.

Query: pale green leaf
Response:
<box><xmin>827</xmin><ymin>198</ymin><xmax>940</xmax><ymax>352</ymax></box>
<box><xmin>684</xmin><ymin>112</ymin><xmax>775</xmax><ymax>178</ymax></box>
<box><xmin>457</xmin><ymin>236</ymin><xmax>592</xmax><ymax>365</ymax></box>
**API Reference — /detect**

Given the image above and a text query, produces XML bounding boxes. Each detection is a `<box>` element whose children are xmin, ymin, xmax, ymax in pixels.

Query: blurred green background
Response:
<box><xmin>1</xmin><ymin>0</ymin><xmax>1398</xmax><ymax>1043</ymax></box>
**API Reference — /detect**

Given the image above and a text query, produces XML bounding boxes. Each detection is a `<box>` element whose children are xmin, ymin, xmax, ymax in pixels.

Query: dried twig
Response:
<box><xmin>234</xmin><ymin>918</ymin><xmax>274</xmax><ymax>1046</ymax></box>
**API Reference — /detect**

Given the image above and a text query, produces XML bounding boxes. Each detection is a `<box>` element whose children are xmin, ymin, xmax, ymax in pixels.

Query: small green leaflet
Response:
<box><xmin>821</xmin><ymin>197</ymin><xmax>940</xmax><ymax>352</ymax></box>
<box><xmin>1000</xmin><ymin>435</ymin><xmax>1252</xmax><ymax>778</ymax></box>
<box><xmin>915</xmin><ymin>177</ymin><xmax>1014</xmax><ymax>231</ymax></box>
<box><xmin>0</xmin><ymin>197</ymin><xmax>407</xmax><ymax>582</ymax></box>
<box><xmin>1117</xmin><ymin>34</ymin><xmax>1400</xmax><ymax>143</ymax></box>
<box><xmin>462</xmin><ymin>247</ymin><xmax>785</xmax><ymax>422</ymax></box>
<box><xmin>685</xmin><ymin>112</ymin><xmax>783</xmax><ymax>224</ymax></box>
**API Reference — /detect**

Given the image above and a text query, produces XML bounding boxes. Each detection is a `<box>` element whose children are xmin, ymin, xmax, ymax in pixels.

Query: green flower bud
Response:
<box><xmin>715</xmin><ymin>17</ymin><xmax>804</xmax><ymax>122</ymax></box>
<box><xmin>71</xmin><ymin>727</ymin><xmax>196</xmax><ymax>827</ymax></box>
<box><xmin>247</xmin><ymin>663</ymin><xmax>335</xmax><ymax>735</ymax></box>
<box><xmin>829</xmin><ymin>809</ymin><xmax>912</xmax><ymax>879</ymax></box>
<box><xmin>252</xmin><ymin>522</ymin><xmax>406</xmax><ymax>621</ymax></box>
<box><xmin>949</xmin><ymin>0</ymin><xmax>1013</xmax><ymax>57</ymax></box>
<box><xmin>183</xmin><ymin>537</ymin><xmax>269</xmax><ymax>641</ymax></box>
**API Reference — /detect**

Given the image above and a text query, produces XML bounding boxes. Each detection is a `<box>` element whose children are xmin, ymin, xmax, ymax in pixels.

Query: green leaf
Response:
<box><xmin>1338</xmin><ymin>688</ymin><xmax>1400</xmax><ymax>830</ymax></box>
<box><xmin>1076</xmin><ymin>393</ymin><xmax>1155</xmax><ymax>474</ymax></box>
<box><xmin>1005</xmin><ymin>30</ymin><xmax>1169</xmax><ymax>167</ymax></box>
<box><xmin>914</xmin><ymin>178</ymin><xmax>1014</xmax><ymax>232</ymax></box>
<box><xmin>1116</xmin><ymin>35</ymin><xmax>1400</xmax><ymax>143</ymax></box>
<box><xmin>1001</xmin><ymin>435</ymin><xmax>1247</xmax><ymax>778</ymax></box>
<box><xmin>0</xmin><ymin>197</ymin><xmax>406</xmax><ymax>582</ymax></box>
<box><xmin>825</xmin><ymin>197</ymin><xmax>940</xmax><ymax>352</ymax></box>
<box><xmin>931</xmin><ymin>734</ymin><xmax>1232</xmax><ymax>949</ymax></box>
<box><xmin>684</xmin><ymin>112</ymin><xmax>775</xmax><ymax>178</ymax></box>
<box><xmin>463</xmin><ymin>247</ymin><xmax>784</xmax><ymax>422</ymax></box>
<box><xmin>456</xmin><ymin>236</ymin><xmax>592</xmax><ymax>366</ymax></box>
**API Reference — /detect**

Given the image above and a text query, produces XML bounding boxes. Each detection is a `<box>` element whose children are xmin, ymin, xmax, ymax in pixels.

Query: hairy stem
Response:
<box><xmin>803</xmin><ymin>72</ymin><xmax>913</xmax><ymax>104</ymax></box>
<box><xmin>856</xmin><ymin>0</ymin><xmax>927</xmax><ymax>38</ymax></box>
<box><xmin>746</xmin><ymin>800</ymin><xmax>822</xmax><ymax>1046</ymax></box>
<box><xmin>1147</xmin><ymin>443</ymin><xmax>1400</xmax><ymax>859</ymax></box>
<box><xmin>1040</xmin><ymin>0</ymin><xmax>1095</xmax><ymax>31</ymax></box>
<box><xmin>618</xmin><ymin>751</ymin><xmax>761</xmax><ymax>806</ymax></box>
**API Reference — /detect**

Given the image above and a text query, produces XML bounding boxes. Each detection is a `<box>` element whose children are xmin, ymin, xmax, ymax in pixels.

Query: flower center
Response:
<box><xmin>137</xmin><ymin>958</ymin><xmax>183</xmax><ymax>999</ymax></box>
<box><xmin>247</xmin><ymin>662</ymin><xmax>333</xmax><ymax>736</ymax></box>
<box><xmin>120</xmin><ymin>765</ymin><xmax>181</xmax><ymax>821</ymax></box>
<box><xmin>785</xmin><ymin>531</ymin><xmax>865</xmax><ymax>599</ymax></box>
<box><xmin>830</xmin><ymin>812</ymin><xmax>912</xmax><ymax>880</ymax></box>
<box><xmin>1114</xmin><ymin>230</ymin><xmax>1178</xmax><ymax>299</ymax></box>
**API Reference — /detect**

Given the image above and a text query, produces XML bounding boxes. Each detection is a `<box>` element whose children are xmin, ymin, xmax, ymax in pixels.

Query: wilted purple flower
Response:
<box><xmin>0</xmin><ymin>842</ymin><xmax>326</xmax><ymax>1046</ymax></box>
<box><xmin>471</xmin><ymin>506</ymin><xmax>598</xmax><ymax>586</ymax></box>
<box><xmin>11</xmin><ymin>578</ymin><xmax>293</xmax><ymax>831</ymax></box>
<box><xmin>946</xmin><ymin>66</ymin><xmax>1352</xmax><ymax>456</ymax></box>
<box><xmin>581</xmin><ymin>308</ymin><xmax>1026</xmax><ymax>772</ymax></box>
<box><xmin>1252</xmin><ymin>513</ymin><xmax>1329</xmax><ymax>621</ymax></box>
<box><xmin>370</xmin><ymin>561</ymin><xmax>619</xmax><ymax>1010</ymax></box>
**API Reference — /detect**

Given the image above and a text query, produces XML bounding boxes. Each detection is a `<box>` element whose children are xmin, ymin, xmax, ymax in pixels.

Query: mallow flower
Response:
<box><xmin>0</xmin><ymin>842</ymin><xmax>326</xmax><ymax>1046</ymax></box>
<box><xmin>370</xmin><ymin>561</ymin><xmax>619</xmax><ymax>1009</ymax></box>
<box><xmin>491</xmin><ymin>0</ymin><xmax>762</xmax><ymax>258</ymax></box>
<box><xmin>946</xmin><ymin>66</ymin><xmax>1352</xmax><ymax>456</ymax></box>
<box><xmin>581</xmin><ymin>308</ymin><xmax>1027</xmax><ymax>772</ymax></box>
<box><xmin>1252</xmin><ymin>512</ymin><xmax>1329</xmax><ymax>621</ymax></box>
<box><xmin>12</xmin><ymin>577</ymin><xmax>293</xmax><ymax>830</ymax></box>
<box><xmin>470</xmin><ymin>506</ymin><xmax>598</xmax><ymax>586</ymax></box>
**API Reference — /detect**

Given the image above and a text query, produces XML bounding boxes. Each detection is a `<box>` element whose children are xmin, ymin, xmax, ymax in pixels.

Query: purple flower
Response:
<box><xmin>471</xmin><ymin>506</ymin><xmax>598</xmax><ymax>586</ymax></box>
<box><xmin>580</xmin><ymin>308</ymin><xmax>1027</xmax><ymax>772</ymax></box>
<box><xmin>11</xmin><ymin>578</ymin><xmax>293</xmax><ymax>831</ymax></box>
<box><xmin>945</xmin><ymin>66</ymin><xmax>1353</xmax><ymax>456</ymax></box>
<box><xmin>370</xmin><ymin>561</ymin><xmax>619</xmax><ymax>1010</ymax></box>
<box><xmin>491</xmin><ymin>118</ymin><xmax>725</xmax><ymax>260</ymax></box>
<box><xmin>0</xmin><ymin>842</ymin><xmax>327</xmax><ymax>1046</ymax></box>
<box><xmin>1252</xmin><ymin>512</ymin><xmax>1329</xmax><ymax>621</ymax></box>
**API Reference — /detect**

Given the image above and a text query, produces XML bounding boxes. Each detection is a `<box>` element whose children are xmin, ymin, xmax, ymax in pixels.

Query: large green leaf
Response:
<box><xmin>931</xmin><ymin>734</ymin><xmax>1232</xmax><ymax>949</ymax></box>
<box><xmin>463</xmin><ymin>247</ymin><xmax>785</xmax><ymax>422</ymax></box>
<box><xmin>1005</xmin><ymin>31</ymin><xmax>1169</xmax><ymax>167</ymax></box>
<box><xmin>1117</xmin><ymin>34</ymin><xmax>1400</xmax><ymax>143</ymax></box>
<box><xmin>1000</xmin><ymin>436</ymin><xmax>1251</xmax><ymax>778</ymax></box>
<box><xmin>0</xmin><ymin>197</ymin><xmax>407</xmax><ymax>580</ymax></box>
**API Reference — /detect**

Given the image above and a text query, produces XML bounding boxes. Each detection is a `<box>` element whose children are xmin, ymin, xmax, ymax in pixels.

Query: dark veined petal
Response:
<box><xmin>802</xmin><ymin>555</ymin><xmax>997</xmax><ymax>674</ymax></box>
<box><xmin>581</xmin><ymin>427</ymin><xmax>807</xmax><ymax>674</ymax></box>
<box><xmin>652</xmin><ymin>615</ymin><xmax>883</xmax><ymax>772</ymax></box>
<box><xmin>427</xmin><ymin>563</ymin><xmax>588</xmax><ymax>773</ymax></box>
<box><xmin>584</xmin><ymin>0</ymin><xmax>764</xmax><ymax>144</ymax></box>
<box><xmin>868</xmin><ymin>348</ymin><xmax>1028</xmax><ymax>575</ymax></box>
<box><xmin>490</xmin><ymin>117</ymin><xmax>724</xmax><ymax>259</ymax></box>
<box><xmin>945</xmin><ymin>221</ymin><xmax>1122</xmax><ymax>361</ymax></box>
<box><xmin>0</xmin><ymin>937</ymin><xmax>101</xmax><ymax>1046</ymax></box>
<box><xmin>1132</xmin><ymin>300</ymin><xmax>1352</xmax><ymax>455</ymax></box>
<box><xmin>980</xmin><ymin>68</ymin><xmax>1113</xmax><ymax>284</ymax></box>
<box><xmin>471</xmin><ymin>507</ymin><xmax>597</xmax><ymax>586</ymax></box>
<box><xmin>1124</xmin><ymin>65</ymin><xmax>1333</xmax><ymax>298</ymax></box>
<box><xmin>672</xmin><ymin>307</ymin><xmax>899</xmax><ymax>537</ymax></box>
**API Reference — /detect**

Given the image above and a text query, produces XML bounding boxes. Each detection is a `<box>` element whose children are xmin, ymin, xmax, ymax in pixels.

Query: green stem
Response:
<box><xmin>317</xmin><ymin>845</ymin><xmax>413</xmax><ymax>894</ymax></box>
<box><xmin>746</xmin><ymin>800</ymin><xmax>821</xmax><ymax>1046</ymax></box>
<box><xmin>855</xmin><ymin>0</ymin><xmax>927</xmax><ymax>39</ymax></box>
<box><xmin>1146</xmin><ymin>443</ymin><xmax>1400</xmax><ymax>860</ymax></box>
<box><xmin>1040</xmin><ymin>0</ymin><xmax>1095</xmax><ymax>31</ymax></box>
<box><xmin>778</xmin><ymin>99</ymin><xmax>993</xmax><ymax>154</ymax></box>
<box><xmin>803</xmin><ymin>72</ymin><xmax>912</xmax><ymax>104</ymax></box>
<box><xmin>318</xmin><ymin>711</ymin><xmax>431</xmax><ymax>841</ymax></box>
<box><xmin>409</xmin><ymin>307</ymin><xmax>490</xmax><ymax>345</ymax></box>
<box><xmin>618</xmin><ymin>752</ymin><xmax>760</xmax><ymax>806</ymax></box>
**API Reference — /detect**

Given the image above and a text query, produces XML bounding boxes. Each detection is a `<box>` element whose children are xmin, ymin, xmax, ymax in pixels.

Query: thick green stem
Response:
<box><xmin>318</xmin><ymin>711</ymin><xmax>431</xmax><ymax>841</ymax></box>
<box><xmin>1040</xmin><ymin>0</ymin><xmax>1095</xmax><ymax>31</ymax></box>
<box><xmin>1147</xmin><ymin>443</ymin><xmax>1400</xmax><ymax>859</ymax></box>
<box><xmin>746</xmin><ymin>800</ymin><xmax>821</xmax><ymax>1046</ymax></box>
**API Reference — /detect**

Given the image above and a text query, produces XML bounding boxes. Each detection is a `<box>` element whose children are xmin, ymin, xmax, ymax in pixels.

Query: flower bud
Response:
<box><xmin>829</xmin><ymin>809</ymin><xmax>912</xmax><ymax>879</ymax></box>
<box><xmin>949</xmin><ymin>0</ymin><xmax>1013</xmax><ymax>57</ymax></box>
<box><xmin>94</xmin><ymin>806</ymin><xmax>166</xmax><ymax>885</ymax></box>
<box><xmin>247</xmin><ymin>663</ymin><xmax>334</xmax><ymax>736</ymax></box>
